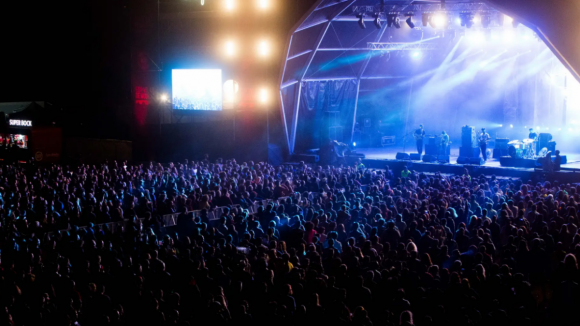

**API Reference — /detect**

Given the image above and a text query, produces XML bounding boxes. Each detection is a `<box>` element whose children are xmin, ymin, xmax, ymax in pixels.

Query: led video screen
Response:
<box><xmin>172</xmin><ymin>69</ymin><xmax>222</xmax><ymax>111</ymax></box>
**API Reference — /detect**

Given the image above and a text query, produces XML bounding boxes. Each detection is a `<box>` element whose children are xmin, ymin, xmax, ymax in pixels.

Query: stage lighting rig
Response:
<box><xmin>460</xmin><ymin>13</ymin><xmax>474</xmax><ymax>28</ymax></box>
<box><xmin>405</xmin><ymin>15</ymin><xmax>415</xmax><ymax>29</ymax></box>
<box><xmin>387</xmin><ymin>14</ymin><xmax>400</xmax><ymax>28</ymax></box>
<box><xmin>374</xmin><ymin>13</ymin><xmax>382</xmax><ymax>29</ymax></box>
<box><xmin>430</xmin><ymin>12</ymin><xmax>448</xmax><ymax>29</ymax></box>
<box><xmin>358</xmin><ymin>13</ymin><xmax>366</xmax><ymax>29</ymax></box>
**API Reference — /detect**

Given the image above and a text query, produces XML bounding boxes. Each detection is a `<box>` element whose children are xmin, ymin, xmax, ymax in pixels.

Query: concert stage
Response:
<box><xmin>352</xmin><ymin>147</ymin><xmax>580</xmax><ymax>182</ymax></box>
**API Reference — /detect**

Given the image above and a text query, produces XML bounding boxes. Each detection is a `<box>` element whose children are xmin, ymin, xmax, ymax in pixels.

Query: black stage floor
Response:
<box><xmin>351</xmin><ymin>146</ymin><xmax>580</xmax><ymax>182</ymax></box>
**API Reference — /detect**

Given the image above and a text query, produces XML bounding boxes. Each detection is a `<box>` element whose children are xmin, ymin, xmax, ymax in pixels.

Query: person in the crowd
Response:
<box><xmin>0</xmin><ymin>157</ymin><xmax>577</xmax><ymax>326</ymax></box>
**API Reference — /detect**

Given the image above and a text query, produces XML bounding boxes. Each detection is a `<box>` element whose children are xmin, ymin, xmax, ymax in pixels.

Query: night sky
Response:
<box><xmin>1</xmin><ymin>0</ymin><xmax>316</xmax><ymax>138</ymax></box>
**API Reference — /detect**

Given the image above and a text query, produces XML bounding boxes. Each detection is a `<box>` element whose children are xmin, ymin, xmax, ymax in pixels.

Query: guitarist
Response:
<box><xmin>479</xmin><ymin>127</ymin><xmax>491</xmax><ymax>162</ymax></box>
<box><xmin>440</xmin><ymin>130</ymin><xmax>449</xmax><ymax>155</ymax></box>
<box><xmin>414</xmin><ymin>124</ymin><xmax>426</xmax><ymax>155</ymax></box>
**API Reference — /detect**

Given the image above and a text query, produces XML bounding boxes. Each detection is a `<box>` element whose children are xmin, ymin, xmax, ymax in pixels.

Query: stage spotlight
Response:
<box><xmin>422</xmin><ymin>13</ymin><xmax>430</xmax><ymax>27</ymax></box>
<box><xmin>546</xmin><ymin>127</ymin><xmax>549</xmax><ymax>130</ymax></box>
<box><xmin>393</xmin><ymin>16</ymin><xmax>401</xmax><ymax>28</ymax></box>
<box><xmin>224</xmin><ymin>0</ymin><xmax>236</xmax><ymax>11</ymax></box>
<box><xmin>258</xmin><ymin>88</ymin><xmax>268</xmax><ymax>104</ymax></box>
<box><xmin>387</xmin><ymin>14</ymin><xmax>400</xmax><ymax>28</ymax></box>
<box><xmin>473</xmin><ymin>15</ymin><xmax>481</xmax><ymax>24</ymax></box>
<box><xmin>257</xmin><ymin>39</ymin><xmax>270</xmax><ymax>57</ymax></box>
<box><xmin>411</xmin><ymin>51</ymin><xmax>421</xmax><ymax>58</ymax></box>
<box><xmin>431</xmin><ymin>13</ymin><xmax>448</xmax><ymax>29</ymax></box>
<box><xmin>503</xmin><ymin>15</ymin><xmax>513</xmax><ymax>25</ymax></box>
<box><xmin>358</xmin><ymin>13</ymin><xmax>366</xmax><ymax>29</ymax></box>
<box><xmin>455</xmin><ymin>17</ymin><xmax>461</xmax><ymax>25</ymax></box>
<box><xmin>225</xmin><ymin>40</ymin><xmax>237</xmax><ymax>57</ymax></box>
<box><xmin>510</xmin><ymin>124</ymin><xmax>513</xmax><ymax>128</ymax></box>
<box><xmin>160</xmin><ymin>94</ymin><xmax>168</xmax><ymax>102</ymax></box>
<box><xmin>257</xmin><ymin>0</ymin><xmax>269</xmax><ymax>10</ymax></box>
<box><xmin>353</xmin><ymin>142</ymin><xmax>357</xmax><ymax>147</ymax></box>
<box><xmin>499</xmin><ymin>124</ymin><xmax>503</xmax><ymax>127</ymax></box>
<box><xmin>406</xmin><ymin>16</ymin><xmax>415</xmax><ymax>28</ymax></box>
<box><xmin>536</xmin><ymin>126</ymin><xmax>540</xmax><ymax>130</ymax></box>
<box><xmin>374</xmin><ymin>13</ymin><xmax>382</xmax><ymax>29</ymax></box>
<box><xmin>559</xmin><ymin>128</ymin><xmax>562</xmax><ymax>131</ymax></box>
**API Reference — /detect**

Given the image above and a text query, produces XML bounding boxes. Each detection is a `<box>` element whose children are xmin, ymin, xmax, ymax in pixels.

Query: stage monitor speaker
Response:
<box><xmin>493</xmin><ymin>148</ymin><xmax>508</xmax><ymax>159</ymax></box>
<box><xmin>410</xmin><ymin>153</ymin><xmax>422</xmax><ymax>160</ymax></box>
<box><xmin>396</xmin><ymin>152</ymin><xmax>410</xmax><ymax>160</ymax></box>
<box><xmin>460</xmin><ymin>146</ymin><xmax>480</xmax><ymax>158</ymax></box>
<box><xmin>290</xmin><ymin>154</ymin><xmax>319</xmax><ymax>163</ymax></box>
<box><xmin>457</xmin><ymin>156</ymin><xmax>484</xmax><ymax>165</ymax></box>
<box><xmin>553</xmin><ymin>155</ymin><xmax>567</xmax><ymax>164</ymax></box>
<box><xmin>422</xmin><ymin>154</ymin><xmax>436</xmax><ymax>162</ymax></box>
<box><xmin>462</xmin><ymin>125</ymin><xmax>477</xmax><ymax>148</ymax></box>
<box><xmin>495</xmin><ymin>138</ymin><xmax>509</xmax><ymax>150</ymax></box>
<box><xmin>438</xmin><ymin>155</ymin><xmax>450</xmax><ymax>163</ymax></box>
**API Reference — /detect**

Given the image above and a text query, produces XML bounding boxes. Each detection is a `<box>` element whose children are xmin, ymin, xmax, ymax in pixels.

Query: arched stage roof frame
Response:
<box><xmin>278</xmin><ymin>0</ymin><xmax>580</xmax><ymax>155</ymax></box>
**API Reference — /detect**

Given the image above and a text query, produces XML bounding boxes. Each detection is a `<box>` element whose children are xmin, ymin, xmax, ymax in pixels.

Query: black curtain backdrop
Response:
<box><xmin>295</xmin><ymin>79</ymin><xmax>358</xmax><ymax>152</ymax></box>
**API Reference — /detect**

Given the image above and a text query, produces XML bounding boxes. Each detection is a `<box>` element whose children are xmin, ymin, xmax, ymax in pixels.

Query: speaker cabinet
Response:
<box><xmin>396</xmin><ymin>152</ymin><xmax>410</xmax><ymax>160</ymax></box>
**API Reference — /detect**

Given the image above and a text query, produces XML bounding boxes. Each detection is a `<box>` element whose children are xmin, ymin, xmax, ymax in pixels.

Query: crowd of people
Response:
<box><xmin>0</xmin><ymin>158</ymin><xmax>580</xmax><ymax>326</ymax></box>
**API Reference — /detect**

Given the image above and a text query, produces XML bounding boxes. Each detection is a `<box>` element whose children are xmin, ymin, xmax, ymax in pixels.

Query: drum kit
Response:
<box><xmin>508</xmin><ymin>138</ymin><xmax>537</xmax><ymax>159</ymax></box>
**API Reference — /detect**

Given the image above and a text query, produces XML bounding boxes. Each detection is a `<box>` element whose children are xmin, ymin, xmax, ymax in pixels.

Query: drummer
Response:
<box><xmin>528</xmin><ymin>128</ymin><xmax>538</xmax><ymax>140</ymax></box>
<box><xmin>529</xmin><ymin>128</ymin><xmax>538</xmax><ymax>155</ymax></box>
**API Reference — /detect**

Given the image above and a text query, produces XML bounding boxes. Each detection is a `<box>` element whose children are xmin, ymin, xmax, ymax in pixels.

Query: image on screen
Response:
<box><xmin>172</xmin><ymin>69</ymin><xmax>222</xmax><ymax>111</ymax></box>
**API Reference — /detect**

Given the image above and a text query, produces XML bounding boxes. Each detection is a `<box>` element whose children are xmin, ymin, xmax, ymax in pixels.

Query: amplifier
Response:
<box><xmin>425</xmin><ymin>144</ymin><xmax>438</xmax><ymax>156</ymax></box>
<box><xmin>495</xmin><ymin>138</ymin><xmax>509</xmax><ymax>150</ymax></box>
<box><xmin>462</xmin><ymin>125</ymin><xmax>477</xmax><ymax>148</ymax></box>
<box><xmin>460</xmin><ymin>146</ymin><xmax>480</xmax><ymax>158</ymax></box>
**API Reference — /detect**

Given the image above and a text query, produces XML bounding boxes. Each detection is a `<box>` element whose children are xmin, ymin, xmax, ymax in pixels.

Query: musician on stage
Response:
<box><xmin>528</xmin><ymin>128</ymin><xmax>538</xmax><ymax>140</ymax></box>
<box><xmin>439</xmin><ymin>131</ymin><xmax>449</xmax><ymax>155</ymax></box>
<box><xmin>529</xmin><ymin>128</ymin><xmax>538</xmax><ymax>154</ymax></box>
<box><xmin>414</xmin><ymin>124</ymin><xmax>426</xmax><ymax>155</ymax></box>
<box><xmin>479</xmin><ymin>128</ymin><xmax>490</xmax><ymax>161</ymax></box>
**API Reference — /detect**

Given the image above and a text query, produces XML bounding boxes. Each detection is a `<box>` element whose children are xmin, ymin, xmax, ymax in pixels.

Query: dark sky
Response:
<box><xmin>1</xmin><ymin>0</ymin><xmax>316</xmax><ymax>125</ymax></box>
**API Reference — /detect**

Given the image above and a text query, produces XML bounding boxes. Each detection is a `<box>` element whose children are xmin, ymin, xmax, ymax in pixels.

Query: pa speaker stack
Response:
<box><xmin>458</xmin><ymin>125</ymin><xmax>480</xmax><ymax>163</ymax></box>
<box><xmin>422</xmin><ymin>154</ymin><xmax>437</xmax><ymax>163</ymax></box>
<box><xmin>396</xmin><ymin>152</ymin><xmax>410</xmax><ymax>160</ymax></box>
<box><xmin>493</xmin><ymin>138</ymin><xmax>509</xmax><ymax>158</ymax></box>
